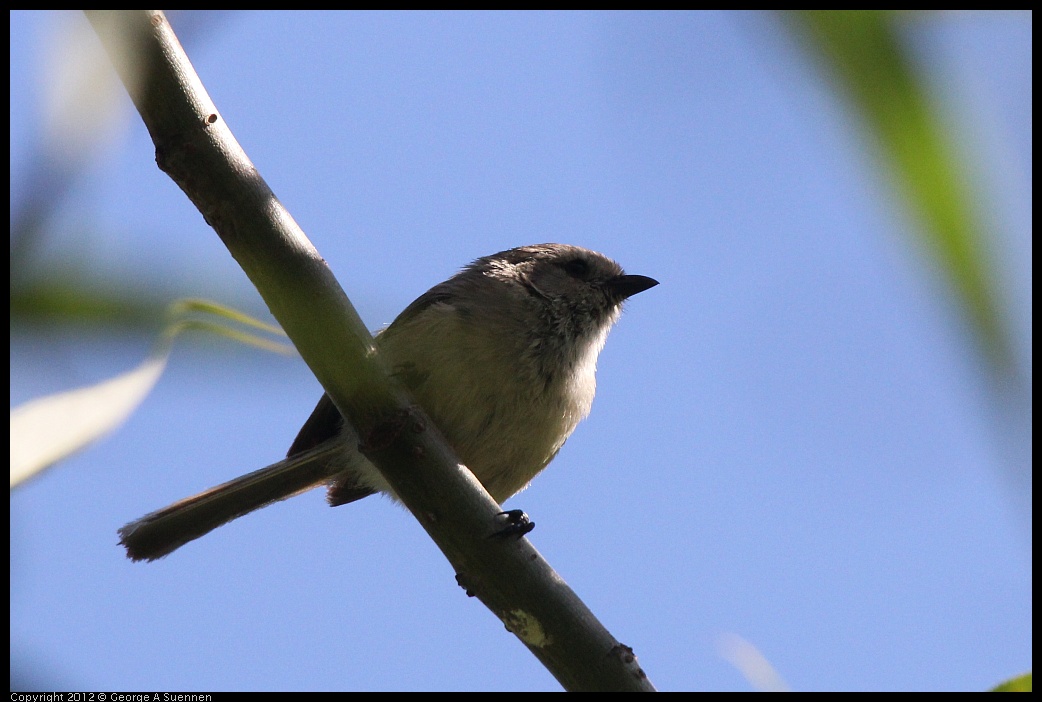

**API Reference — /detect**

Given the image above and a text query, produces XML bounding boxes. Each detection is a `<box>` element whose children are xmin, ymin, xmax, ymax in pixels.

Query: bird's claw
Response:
<box><xmin>491</xmin><ymin>509</ymin><xmax>535</xmax><ymax>539</ymax></box>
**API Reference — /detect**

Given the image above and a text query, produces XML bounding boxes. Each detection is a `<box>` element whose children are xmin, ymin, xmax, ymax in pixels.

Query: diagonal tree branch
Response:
<box><xmin>85</xmin><ymin>10</ymin><xmax>654</xmax><ymax>692</ymax></box>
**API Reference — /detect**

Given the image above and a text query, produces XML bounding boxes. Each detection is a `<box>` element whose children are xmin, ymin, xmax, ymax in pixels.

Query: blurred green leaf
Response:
<box><xmin>787</xmin><ymin>10</ymin><xmax>1016</xmax><ymax>384</ymax></box>
<box><xmin>992</xmin><ymin>671</ymin><xmax>1032</xmax><ymax>692</ymax></box>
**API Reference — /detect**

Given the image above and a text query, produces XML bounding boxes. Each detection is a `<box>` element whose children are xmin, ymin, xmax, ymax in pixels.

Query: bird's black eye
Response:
<box><xmin>562</xmin><ymin>258</ymin><xmax>590</xmax><ymax>279</ymax></box>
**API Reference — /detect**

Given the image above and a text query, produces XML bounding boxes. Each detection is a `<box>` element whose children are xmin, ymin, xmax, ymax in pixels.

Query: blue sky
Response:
<box><xmin>10</xmin><ymin>11</ymin><xmax>1031</xmax><ymax>692</ymax></box>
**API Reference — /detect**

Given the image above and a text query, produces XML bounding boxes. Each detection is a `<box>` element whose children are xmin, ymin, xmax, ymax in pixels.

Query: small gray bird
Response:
<box><xmin>119</xmin><ymin>244</ymin><xmax>657</xmax><ymax>561</ymax></box>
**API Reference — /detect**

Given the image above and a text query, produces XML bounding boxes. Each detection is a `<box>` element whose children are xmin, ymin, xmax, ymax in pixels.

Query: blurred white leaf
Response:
<box><xmin>10</xmin><ymin>344</ymin><xmax>170</xmax><ymax>488</ymax></box>
<box><xmin>9</xmin><ymin>298</ymin><xmax>294</xmax><ymax>488</ymax></box>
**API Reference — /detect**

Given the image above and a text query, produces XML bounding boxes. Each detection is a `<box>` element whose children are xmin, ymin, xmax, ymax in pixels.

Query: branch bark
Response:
<box><xmin>85</xmin><ymin>10</ymin><xmax>654</xmax><ymax>692</ymax></box>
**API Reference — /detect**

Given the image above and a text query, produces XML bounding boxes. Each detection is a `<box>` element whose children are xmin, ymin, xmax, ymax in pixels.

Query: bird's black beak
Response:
<box><xmin>609</xmin><ymin>274</ymin><xmax>659</xmax><ymax>301</ymax></box>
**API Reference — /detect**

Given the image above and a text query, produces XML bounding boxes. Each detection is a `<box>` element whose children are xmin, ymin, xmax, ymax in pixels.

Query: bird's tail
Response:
<box><xmin>119</xmin><ymin>441</ymin><xmax>372</xmax><ymax>561</ymax></box>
